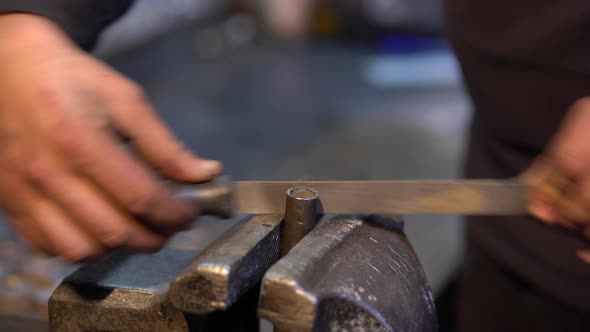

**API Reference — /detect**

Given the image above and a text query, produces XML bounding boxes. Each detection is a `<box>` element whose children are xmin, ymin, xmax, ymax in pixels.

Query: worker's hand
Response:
<box><xmin>0</xmin><ymin>14</ymin><xmax>222</xmax><ymax>262</ymax></box>
<box><xmin>522</xmin><ymin>98</ymin><xmax>590</xmax><ymax>264</ymax></box>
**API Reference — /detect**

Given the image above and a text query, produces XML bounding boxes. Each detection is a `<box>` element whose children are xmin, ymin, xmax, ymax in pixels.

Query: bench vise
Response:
<box><xmin>49</xmin><ymin>186</ymin><xmax>438</xmax><ymax>331</ymax></box>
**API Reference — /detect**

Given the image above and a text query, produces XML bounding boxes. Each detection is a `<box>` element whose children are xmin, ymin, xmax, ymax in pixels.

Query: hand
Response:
<box><xmin>523</xmin><ymin>98</ymin><xmax>590</xmax><ymax>264</ymax></box>
<box><xmin>0</xmin><ymin>14</ymin><xmax>222</xmax><ymax>262</ymax></box>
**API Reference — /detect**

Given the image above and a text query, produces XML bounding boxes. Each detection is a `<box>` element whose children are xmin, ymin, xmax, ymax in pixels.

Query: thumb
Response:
<box><xmin>520</xmin><ymin>158</ymin><xmax>561</xmax><ymax>224</ymax></box>
<box><xmin>104</xmin><ymin>83</ymin><xmax>223</xmax><ymax>182</ymax></box>
<box><xmin>577</xmin><ymin>248</ymin><xmax>590</xmax><ymax>265</ymax></box>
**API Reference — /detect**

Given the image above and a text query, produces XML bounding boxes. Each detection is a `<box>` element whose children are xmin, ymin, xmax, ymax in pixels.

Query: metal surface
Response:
<box><xmin>258</xmin><ymin>215</ymin><xmax>438</xmax><ymax>332</ymax></box>
<box><xmin>50</xmin><ymin>281</ymin><xmax>259</xmax><ymax>332</ymax></box>
<box><xmin>174</xmin><ymin>176</ymin><xmax>234</xmax><ymax>219</ymax></box>
<box><xmin>52</xmin><ymin>184</ymin><xmax>441</xmax><ymax>331</ymax></box>
<box><xmin>49</xmin><ymin>248</ymin><xmax>197</xmax><ymax>331</ymax></box>
<box><xmin>281</xmin><ymin>187</ymin><xmax>321</xmax><ymax>256</ymax></box>
<box><xmin>169</xmin><ymin>215</ymin><xmax>282</xmax><ymax>314</ymax></box>
<box><xmin>0</xmin><ymin>315</ymin><xmax>48</xmax><ymax>332</ymax></box>
<box><xmin>50</xmin><ymin>283</ymin><xmax>189</xmax><ymax>332</ymax></box>
<box><xmin>49</xmin><ymin>231</ymin><xmax>260</xmax><ymax>331</ymax></box>
<box><xmin>63</xmin><ymin>248</ymin><xmax>198</xmax><ymax>293</ymax></box>
<box><xmin>234</xmin><ymin>180</ymin><xmax>527</xmax><ymax>215</ymax></box>
<box><xmin>177</xmin><ymin>179</ymin><xmax>528</xmax><ymax>218</ymax></box>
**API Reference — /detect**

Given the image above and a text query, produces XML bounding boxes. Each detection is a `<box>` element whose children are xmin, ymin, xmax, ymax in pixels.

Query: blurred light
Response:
<box><xmin>362</xmin><ymin>0</ymin><xmax>442</xmax><ymax>30</ymax></box>
<box><xmin>223</xmin><ymin>14</ymin><xmax>257</xmax><ymax>47</ymax></box>
<box><xmin>364</xmin><ymin>51</ymin><xmax>461</xmax><ymax>88</ymax></box>
<box><xmin>96</xmin><ymin>0</ymin><xmax>222</xmax><ymax>57</ymax></box>
<box><xmin>194</xmin><ymin>27</ymin><xmax>227</xmax><ymax>59</ymax></box>
<box><xmin>0</xmin><ymin>239</ymin><xmax>75</xmax><ymax>318</ymax></box>
<box><xmin>364</xmin><ymin>0</ymin><xmax>409</xmax><ymax>25</ymax></box>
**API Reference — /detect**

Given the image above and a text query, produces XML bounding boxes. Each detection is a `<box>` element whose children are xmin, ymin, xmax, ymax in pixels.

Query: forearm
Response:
<box><xmin>0</xmin><ymin>0</ymin><xmax>134</xmax><ymax>50</ymax></box>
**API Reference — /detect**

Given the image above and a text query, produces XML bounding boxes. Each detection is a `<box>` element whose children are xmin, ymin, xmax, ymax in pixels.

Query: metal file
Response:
<box><xmin>174</xmin><ymin>177</ymin><xmax>529</xmax><ymax>217</ymax></box>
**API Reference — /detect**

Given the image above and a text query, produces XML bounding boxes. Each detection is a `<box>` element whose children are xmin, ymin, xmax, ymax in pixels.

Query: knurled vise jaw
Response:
<box><xmin>49</xmin><ymin>186</ymin><xmax>438</xmax><ymax>332</ymax></box>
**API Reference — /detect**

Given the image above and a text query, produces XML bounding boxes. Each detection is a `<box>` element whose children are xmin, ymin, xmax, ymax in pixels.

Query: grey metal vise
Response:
<box><xmin>49</xmin><ymin>187</ymin><xmax>438</xmax><ymax>331</ymax></box>
<box><xmin>258</xmin><ymin>214</ymin><xmax>437</xmax><ymax>332</ymax></box>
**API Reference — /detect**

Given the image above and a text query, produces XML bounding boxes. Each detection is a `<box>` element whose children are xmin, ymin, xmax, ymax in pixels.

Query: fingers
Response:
<box><xmin>3</xmin><ymin>181</ymin><xmax>102</xmax><ymax>262</ymax></box>
<box><xmin>522</xmin><ymin>100</ymin><xmax>590</xmax><ymax>267</ymax></box>
<box><xmin>528</xmin><ymin>201</ymin><xmax>560</xmax><ymax>225</ymax></box>
<box><xmin>29</xmin><ymin>155</ymin><xmax>166</xmax><ymax>251</ymax></box>
<box><xmin>5</xmin><ymin>214</ymin><xmax>52</xmax><ymax>254</ymax></box>
<box><xmin>101</xmin><ymin>83</ymin><xmax>222</xmax><ymax>181</ymax></box>
<box><xmin>547</xmin><ymin>98</ymin><xmax>590</xmax><ymax>176</ymax></box>
<box><xmin>0</xmin><ymin>179</ymin><xmax>54</xmax><ymax>255</ymax></box>
<box><xmin>577</xmin><ymin>248</ymin><xmax>590</xmax><ymax>265</ymax></box>
<box><xmin>1</xmin><ymin>152</ymin><xmax>167</xmax><ymax>261</ymax></box>
<box><xmin>54</xmin><ymin>125</ymin><xmax>197</xmax><ymax>233</ymax></box>
<box><xmin>522</xmin><ymin>159</ymin><xmax>582</xmax><ymax>227</ymax></box>
<box><xmin>523</xmin><ymin>161</ymin><xmax>558</xmax><ymax>224</ymax></box>
<box><xmin>523</xmin><ymin>160</ymin><xmax>590</xmax><ymax>266</ymax></box>
<box><xmin>522</xmin><ymin>156</ymin><xmax>590</xmax><ymax>275</ymax></box>
<box><xmin>525</xmin><ymin>99</ymin><xmax>590</xmax><ymax>227</ymax></box>
<box><xmin>29</xmin><ymin>198</ymin><xmax>102</xmax><ymax>262</ymax></box>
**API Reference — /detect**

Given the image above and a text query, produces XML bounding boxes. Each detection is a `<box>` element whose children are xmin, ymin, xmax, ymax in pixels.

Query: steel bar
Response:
<box><xmin>173</xmin><ymin>178</ymin><xmax>528</xmax><ymax>218</ymax></box>
<box><xmin>234</xmin><ymin>180</ymin><xmax>527</xmax><ymax>216</ymax></box>
<box><xmin>280</xmin><ymin>187</ymin><xmax>320</xmax><ymax>256</ymax></box>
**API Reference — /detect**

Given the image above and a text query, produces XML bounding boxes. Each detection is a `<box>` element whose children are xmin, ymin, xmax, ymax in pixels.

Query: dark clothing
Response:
<box><xmin>461</xmin><ymin>124</ymin><xmax>590</xmax><ymax>311</ymax></box>
<box><xmin>0</xmin><ymin>0</ymin><xmax>134</xmax><ymax>50</ymax></box>
<box><xmin>445</xmin><ymin>0</ymin><xmax>590</xmax><ymax>324</ymax></box>
<box><xmin>446</xmin><ymin>0</ymin><xmax>590</xmax><ymax>149</ymax></box>
<box><xmin>457</xmin><ymin>237</ymin><xmax>590</xmax><ymax>332</ymax></box>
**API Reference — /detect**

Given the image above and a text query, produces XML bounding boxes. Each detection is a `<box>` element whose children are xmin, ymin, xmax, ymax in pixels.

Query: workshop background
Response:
<box><xmin>0</xmin><ymin>0</ymin><xmax>468</xmax><ymax>329</ymax></box>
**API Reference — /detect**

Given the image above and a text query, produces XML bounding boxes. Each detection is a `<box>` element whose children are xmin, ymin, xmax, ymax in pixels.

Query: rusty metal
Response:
<box><xmin>50</xmin><ymin>283</ymin><xmax>188</xmax><ymax>331</ymax></box>
<box><xmin>258</xmin><ymin>214</ymin><xmax>438</xmax><ymax>332</ymax></box>
<box><xmin>0</xmin><ymin>315</ymin><xmax>48</xmax><ymax>332</ymax></box>
<box><xmin>49</xmin><ymin>248</ymin><xmax>196</xmax><ymax>331</ymax></box>
<box><xmin>50</xmin><ymin>280</ymin><xmax>260</xmax><ymax>332</ymax></box>
<box><xmin>49</xmin><ymin>226</ymin><xmax>260</xmax><ymax>332</ymax></box>
<box><xmin>169</xmin><ymin>215</ymin><xmax>282</xmax><ymax>314</ymax></box>
<box><xmin>281</xmin><ymin>187</ymin><xmax>320</xmax><ymax>256</ymax></box>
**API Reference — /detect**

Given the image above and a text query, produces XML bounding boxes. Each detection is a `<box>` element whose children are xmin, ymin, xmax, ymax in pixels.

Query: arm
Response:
<box><xmin>0</xmin><ymin>10</ymin><xmax>222</xmax><ymax>262</ymax></box>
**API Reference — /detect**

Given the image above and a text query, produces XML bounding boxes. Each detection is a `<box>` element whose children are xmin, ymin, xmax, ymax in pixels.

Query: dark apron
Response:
<box><xmin>444</xmin><ymin>0</ymin><xmax>590</xmax><ymax>322</ymax></box>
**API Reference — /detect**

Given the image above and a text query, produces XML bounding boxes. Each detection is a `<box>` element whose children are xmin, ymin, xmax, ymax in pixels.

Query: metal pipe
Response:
<box><xmin>280</xmin><ymin>187</ymin><xmax>320</xmax><ymax>257</ymax></box>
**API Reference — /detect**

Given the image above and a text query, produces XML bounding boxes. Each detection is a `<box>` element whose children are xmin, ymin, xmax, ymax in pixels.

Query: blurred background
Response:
<box><xmin>0</xmin><ymin>0</ymin><xmax>469</xmax><ymax>328</ymax></box>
